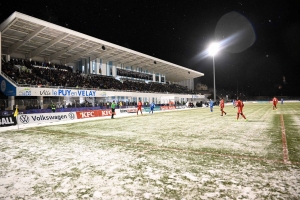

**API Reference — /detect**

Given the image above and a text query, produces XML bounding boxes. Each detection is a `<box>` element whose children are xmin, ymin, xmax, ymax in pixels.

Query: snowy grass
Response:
<box><xmin>1</xmin><ymin>102</ymin><xmax>300</xmax><ymax>199</ymax></box>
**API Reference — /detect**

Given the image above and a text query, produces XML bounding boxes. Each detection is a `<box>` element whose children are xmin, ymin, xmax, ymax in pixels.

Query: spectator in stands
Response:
<box><xmin>3</xmin><ymin>59</ymin><xmax>196</xmax><ymax>95</ymax></box>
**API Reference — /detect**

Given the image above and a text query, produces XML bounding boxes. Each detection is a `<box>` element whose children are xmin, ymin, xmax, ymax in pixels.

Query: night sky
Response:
<box><xmin>1</xmin><ymin>0</ymin><xmax>300</xmax><ymax>96</ymax></box>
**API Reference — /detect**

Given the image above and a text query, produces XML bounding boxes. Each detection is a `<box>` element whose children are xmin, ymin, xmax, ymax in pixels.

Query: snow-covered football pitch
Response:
<box><xmin>1</xmin><ymin>102</ymin><xmax>300</xmax><ymax>199</ymax></box>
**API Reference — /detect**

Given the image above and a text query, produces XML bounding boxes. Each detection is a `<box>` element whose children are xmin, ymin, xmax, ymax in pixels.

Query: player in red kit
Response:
<box><xmin>220</xmin><ymin>97</ymin><xmax>227</xmax><ymax>116</ymax></box>
<box><xmin>272</xmin><ymin>96</ymin><xmax>278</xmax><ymax>110</ymax></box>
<box><xmin>235</xmin><ymin>98</ymin><xmax>247</xmax><ymax>121</ymax></box>
<box><xmin>137</xmin><ymin>100</ymin><xmax>143</xmax><ymax>116</ymax></box>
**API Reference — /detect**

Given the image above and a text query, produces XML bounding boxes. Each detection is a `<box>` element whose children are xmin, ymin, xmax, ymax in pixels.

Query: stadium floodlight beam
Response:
<box><xmin>208</xmin><ymin>42</ymin><xmax>220</xmax><ymax>102</ymax></box>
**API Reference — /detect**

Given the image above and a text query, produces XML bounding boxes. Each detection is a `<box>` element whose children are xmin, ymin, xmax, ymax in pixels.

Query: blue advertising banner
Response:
<box><xmin>0</xmin><ymin>75</ymin><xmax>16</xmax><ymax>96</ymax></box>
<box><xmin>52</xmin><ymin>89</ymin><xmax>96</xmax><ymax>97</ymax></box>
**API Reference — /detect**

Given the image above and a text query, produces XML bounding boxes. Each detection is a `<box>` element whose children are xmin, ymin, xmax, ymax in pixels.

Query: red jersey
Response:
<box><xmin>272</xmin><ymin>97</ymin><xmax>278</xmax><ymax>105</ymax></box>
<box><xmin>220</xmin><ymin>99</ymin><xmax>225</xmax><ymax>108</ymax></box>
<box><xmin>236</xmin><ymin>100</ymin><xmax>244</xmax><ymax>113</ymax></box>
<box><xmin>137</xmin><ymin>101</ymin><xmax>142</xmax><ymax>110</ymax></box>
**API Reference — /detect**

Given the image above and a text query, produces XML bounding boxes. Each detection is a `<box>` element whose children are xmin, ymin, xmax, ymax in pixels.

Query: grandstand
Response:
<box><xmin>0</xmin><ymin>12</ymin><xmax>206</xmax><ymax>113</ymax></box>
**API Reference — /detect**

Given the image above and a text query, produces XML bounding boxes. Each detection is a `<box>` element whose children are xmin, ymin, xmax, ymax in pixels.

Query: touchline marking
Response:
<box><xmin>280</xmin><ymin>114</ymin><xmax>289</xmax><ymax>163</ymax></box>
<box><xmin>26</xmin><ymin>128</ymin><xmax>300</xmax><ymax>166</ymax></box>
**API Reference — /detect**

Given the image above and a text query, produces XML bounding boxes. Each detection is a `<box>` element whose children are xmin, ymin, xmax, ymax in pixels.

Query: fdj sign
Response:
<box><xmin>53</xmin><ymin>89</ymin><xmax>96</xmax><ymax>97</ymax></box>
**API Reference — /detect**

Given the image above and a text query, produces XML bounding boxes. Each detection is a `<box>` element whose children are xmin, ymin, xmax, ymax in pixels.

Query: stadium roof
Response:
<box><xmin>0</xmin><ymin>12</ymin><xmax>204</xmax><ymax>82</ymax></box>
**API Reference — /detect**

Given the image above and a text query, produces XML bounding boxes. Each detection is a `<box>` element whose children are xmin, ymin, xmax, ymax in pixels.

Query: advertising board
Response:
<box><xmin>0</xmin><ymin>115</ymin><xmax>16</xmax><ymax>126</ymax></box>
<box><xmin>0</xmin><ymin>75</ymin><xmax>16</xmax><ymax>96</ymax></box>
<box><xmin>17</xmin><ymin>112</ymin><xmax>77</xmax><ymax>125</ymax></box>
<box><xmin>52</xmin><ymin>89</ymin><xmax>96</xmax><ymax>97</ymax></box>
<box><xmin>160</xmin><ymin>106</ymin><xmax>176</xmax><ymax>110</ymax></box>
<box><xmin>75</xmin><ymin>110</ymin><xmax>114</xmax><ymax>119</ymax></box>
<box><xmin>16</xmin><ymin>87</ymin><xmax>98</xmax><ymax>97</ymax></box>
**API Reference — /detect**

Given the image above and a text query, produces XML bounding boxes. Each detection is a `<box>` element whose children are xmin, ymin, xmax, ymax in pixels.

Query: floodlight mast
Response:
<box><xmin>208</xmin><ymin>42</ymin><xmax>220</xmax><ymax>102</ymax></box>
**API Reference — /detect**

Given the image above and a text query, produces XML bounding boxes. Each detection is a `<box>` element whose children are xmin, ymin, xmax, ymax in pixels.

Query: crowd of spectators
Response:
<box><xmin>1</xmin><ymin>58</ymin><xmax>195</xmax><ymax>94</ymax></box>
<box><xmin>117</xmin><ymin>68</ymin><xmax>153</xmax><ymax>81</ymax></box>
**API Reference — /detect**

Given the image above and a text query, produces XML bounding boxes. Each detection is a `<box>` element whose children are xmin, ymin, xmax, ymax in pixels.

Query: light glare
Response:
<box><xmin>208</xmin><ymin>42</ymin><xmax>220</xmax><ymax>56</ymax></box>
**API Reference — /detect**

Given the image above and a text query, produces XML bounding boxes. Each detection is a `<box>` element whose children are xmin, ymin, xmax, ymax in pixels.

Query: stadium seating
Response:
<box><xmin>2</xmin><ymin>59</ymin><xmax>195</xmax><ymax>95</ymax></box>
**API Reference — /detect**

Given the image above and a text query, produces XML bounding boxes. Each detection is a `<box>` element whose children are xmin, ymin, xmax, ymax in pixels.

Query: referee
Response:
<box><xmin>111</xmin><ymin>101</ymin><xmax>117</xmax><ymax>119</ymax></box>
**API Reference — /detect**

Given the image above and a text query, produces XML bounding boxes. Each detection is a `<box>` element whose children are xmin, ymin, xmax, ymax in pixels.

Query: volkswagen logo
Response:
<box><xmin>19</xmin><ymin>115</ymin><xmax>30</xmax><ymax>124</ymax></box>
<box><xmin>68</xmin><ymin>112</ymin><xmax>75</xmax><ymax>120</ymax></box>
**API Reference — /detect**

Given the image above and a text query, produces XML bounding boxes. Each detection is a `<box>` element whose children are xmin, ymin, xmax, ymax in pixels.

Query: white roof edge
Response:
<box><xmin>2</xmin><ymin>12</ymin><xmax>204</xmax><ymax>77</ymax></box>
<box><xmin>0</xmin><ymin>11</ymin><xmax>18</xmax><ymax>31</ymax></box>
